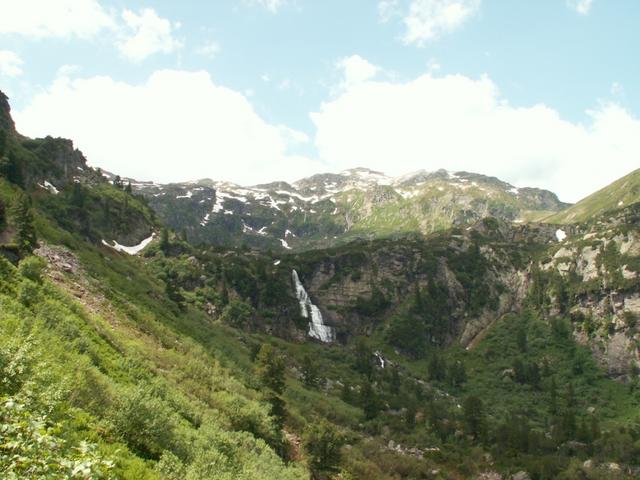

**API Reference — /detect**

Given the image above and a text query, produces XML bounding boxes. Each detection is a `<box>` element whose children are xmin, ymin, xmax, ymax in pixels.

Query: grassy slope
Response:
<box><xmin>545</xmin><ymin>168</ymin><xmax>640</xmax><ymax>224</ymax></box>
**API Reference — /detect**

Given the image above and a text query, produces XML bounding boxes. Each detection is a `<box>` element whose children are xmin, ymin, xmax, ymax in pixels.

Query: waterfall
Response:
<box><xmin>292</xmin><ymin>270</ymin><xmax>335</xmax><ymax>343</ymax></box>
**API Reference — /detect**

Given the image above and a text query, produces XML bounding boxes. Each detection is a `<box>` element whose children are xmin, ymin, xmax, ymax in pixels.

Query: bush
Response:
<box><xmin>109</xmin><ymin>385</ymin><xmax>181</xmax><ymax>459</ymax></box>
<box><xmin>18</xmin><ymin>256</ymin><xmax>47</xmax><ymax>284</ymax></box>
<box><xmin>219</xmin><ymin>299</ymin><xmax>254</xmax><ymax>328</ymax></box>
<box><xmin>303</xmin><ymin>419</ymin><xmax>344</xmax><ymax>474</ymax></box>
<box><xmin>0</xmin><ymin>396</ymin><xmax>114</xmax><ymax>479</ymax></box>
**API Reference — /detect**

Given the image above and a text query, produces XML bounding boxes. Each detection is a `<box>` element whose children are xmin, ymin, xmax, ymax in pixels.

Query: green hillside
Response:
<box><xmin>545</xmin><ymin>168</ymin><xmax>640</xmax><ymax>224</ymax></box>
<box><xmin>1</xmin><ymin>90</ymin><xmax>640</xmax><ymax>479</ymax></box>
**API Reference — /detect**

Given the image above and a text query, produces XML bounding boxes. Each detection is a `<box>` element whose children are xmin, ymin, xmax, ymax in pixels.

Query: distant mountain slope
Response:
<box><xmin>133</xmin><ymin>167</ymin><xmax>570</xmax><ymax>251</ymax></box>
<box><xmin>545</xmin><ymin>168</ymin><xmax>640</xmax><ymax>224</ymax></box>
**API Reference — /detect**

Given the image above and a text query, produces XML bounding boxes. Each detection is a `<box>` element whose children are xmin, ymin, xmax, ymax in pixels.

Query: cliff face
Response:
<box><xmin>292</xmin><ymin>221</ymin><xmax>557</xmax><ymax>346</ymax></box>
<box><xmin>539</xmin><ymin>206</ymin><xmax>640</xmax><ymax>378</ymax></box>
<box><xmin>289</xmin><ymin>207</ymin><xmax>639</xmax><ymax>377</ymax></box>
<box><xmin>0</xmin><ymin>91</ymin><xmax>16</xmax><ymax>135</ymax></box>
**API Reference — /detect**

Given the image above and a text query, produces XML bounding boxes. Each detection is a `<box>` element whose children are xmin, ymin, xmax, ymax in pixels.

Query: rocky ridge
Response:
<box><xmin>131</xmin><ymin>167</ymin><xmax>570</xmax><ymax>251</ymax></box>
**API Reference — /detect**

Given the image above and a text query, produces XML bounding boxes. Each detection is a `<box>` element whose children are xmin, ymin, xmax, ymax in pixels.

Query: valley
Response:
<box><xmin>1</xmin><ymin>88</ymin><xmax>640</xmax><ymax>479</ymax></box>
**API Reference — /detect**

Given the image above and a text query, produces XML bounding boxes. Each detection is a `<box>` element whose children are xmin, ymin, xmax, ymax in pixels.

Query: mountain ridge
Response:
<box><xmin>130</xmin><ymin>166</ymin><xmax>572</xmax><ymax>251</ymax></box>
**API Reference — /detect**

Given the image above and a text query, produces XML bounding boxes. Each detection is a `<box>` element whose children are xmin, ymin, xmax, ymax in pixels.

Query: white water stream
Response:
<box><xmin>292</xmin><ymin>269</ymin><xmax>335</xmax><ymax>343</ymax></box>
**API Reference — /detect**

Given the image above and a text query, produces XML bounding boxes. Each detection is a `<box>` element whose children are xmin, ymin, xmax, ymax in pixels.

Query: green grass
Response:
<box><xmin>545</xmin><ymin>168</ymin><xmax>640</xmax><ymax>224</ymax></box>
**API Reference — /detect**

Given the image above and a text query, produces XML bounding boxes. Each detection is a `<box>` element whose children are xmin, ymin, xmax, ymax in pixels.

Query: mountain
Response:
<box><xmin>2</xmin><ymin>89</ymin><xmax>640</xmax><ymax>479</ymax></box>
<box><xmin>545</xmin><ymin>168</ymin><xmax>640</xmax><ymax>224</ymax></box>
<box><xmin>132</xmin><ymin>167</ymin><xmax>570</xmax><ymax>251</ymax></box>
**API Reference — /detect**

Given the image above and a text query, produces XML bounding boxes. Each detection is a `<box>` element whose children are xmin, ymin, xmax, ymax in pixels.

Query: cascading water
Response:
<box><xmin>292</xmin><ymin>269</ymin><xmax>335</xmax><ymax>343</ymax></box>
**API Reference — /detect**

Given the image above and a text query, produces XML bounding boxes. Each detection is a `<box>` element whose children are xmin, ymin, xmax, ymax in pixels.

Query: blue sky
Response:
<box><xmin>1</xmin><ymin>0</ymin><xmax>639</xmax><ymax>201</ymax></box>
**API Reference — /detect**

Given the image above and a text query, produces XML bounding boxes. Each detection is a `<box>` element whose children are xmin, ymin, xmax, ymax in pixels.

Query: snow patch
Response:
<box><xmin>242</xmin><ymin>221</ymin><xmax>253</xmax><ymax>233</ymax></box>
<box><xmin>39</xmin><ymin>181</ymin><xmax>59</xmax><ymax>195</ymax></box>
<box><xmin>102</xmin><ymin>233</ymin><xmax>155</xmax><ymax>255</ymax></box>
<box><xmin>176</xmin><ymin>191</ymin><xmax>193</xmax><ymax>199</ymax></box>
<box><xmin>273</xmin><ymin>260</ymin><xmax>281</xmax><ymax>266</ymax></box>
<box><xmin>280</xmin><ymin>239</ymin><xmax>292</xmax><ymax>250</ymax></box>
<box><xmin>555</xmin><ymin>229</ymin><xmax>567</xmax><ymax>242</ymax></box>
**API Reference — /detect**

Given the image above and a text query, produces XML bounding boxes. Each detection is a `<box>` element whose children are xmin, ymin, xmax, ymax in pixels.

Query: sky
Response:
<box><xmin>0</xmin><ymin>0</ymin><xmax>639</xmax><ymax>202</ymax></box>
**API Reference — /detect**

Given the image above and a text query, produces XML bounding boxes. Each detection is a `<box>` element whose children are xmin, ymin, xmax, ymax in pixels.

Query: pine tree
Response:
<box><xmin>125</xmin><ymin>181</ymin><xmax>133</xmax><ymax>194</ymax></box>
<box><xmin>404</xmin><ymin>403</ymin><xmax>417</xmax><ymax>429</ymax></box>
<box><xmin>360</xmin><ymin>381</ymin><xmax>381</xmax><ymax>420</ymax></box>
<box><xmin>448</xmin><ymin>361</ymin><xmax>467</xmax><ymax>387</ymax></box>
<box><xmin>10</xmin><ymin>192</ymin><xmax>37</xmax><ymax>253</ymax></box>
<box><xmin>428</xmin><ymin>353</ymin><xmax>446</xmax><ymax>381</ymax></box>
<box><xmin>303</xmin><ymin>420</ymin><xmax>343</xmax><ymax>474</ymax></box>
<box><xmin>516</xmin><ymin>325</ymin><xmax>528</xmax><ymax>352</ymax></box>
<box><xmin>340</xmin><ymin>382</ymin><xmax>353</xmax><ymax>404</ymax></box>
<box><xmin>353</xmin><ymin>338</ymin><xmax>373</xmax><ymax>379</ymax></box>
<box><xmin>256</xmin><ymin>344</ymin><xmax>286</xmax><ymax>394</ymax></box>
<box><xmin>160</xmin><ymin>228</ymin><xmax>170</xmax><ymax>253</ymax></box>
<box><xmin>389</xmin><ymin>367</ymin><xmax>401</xmax><ymax>394</ymax></box>
<box><xmin>255</xmin><ymin>344</ymin><xmax>287</xmax><ymax>427</ymax></box>
<box><xmin>0</xmin><ymin>153</ymin><xmax>22</xmax><ymax>186</ymax></box>
<box><xmin>301</xmin><ymin>355</ymin><xmax>320</xmax><ymax>388</ymax></box>
<box><xmin>549</xmin><ymin>377</ymin><xmax>558</xmax><ymax>414</ymax></box>
<box><xmin>462</xmin><ymin>395</ymin><xmax>485</xmax><ymax>441</ymax></box>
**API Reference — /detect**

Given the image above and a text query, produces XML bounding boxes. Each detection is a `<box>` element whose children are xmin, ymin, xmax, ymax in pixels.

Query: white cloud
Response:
<box><xmin>311</xmin><ymin>65</ymin><xmax>640</xmax><ymax>202</ymax></box>
<box><xmin>567</xmin><ymin>0</ymin><xmax>593</xmax><ymax>15</ymax></box>
<box><xmin>610</xmin><ymin>81</ymin><xmax>623</xmax><ymax>96</ymax></box>
<box><xmin>336</xmin><ymin>55</ymin><xmax>380</xmax><ymax>90</ymax></box>
<box><xmin>402</xmin><ymin>0</ymin><xmax>481</xmax><ymax>45</ymax></box>
<box><xmin>378</xmin><ymin>0</ymin><xmax>401</xmax><ymax>22</ymax></box>
<box><xmin>196</xmin><ymin>41</ymin><xmax>221</xmax><ymax>58</ymax></box>
<box><xmin>245</xmin><ymin>0</ymin><xmax>289</xmax><ymax>13</ymax></box>
<box><xmin>14</xmin><ymin>70</ymin><xmax>321</xmax><ymax>185</ymax></box>
<box><xmin>0</xmin><ymin>0</ymin><xmax>115</xmax><ymax>38</ymax></box>
<box><xmin>118</xmin><ymin>8</ymin><xmax>182</xmax><ymax>62</ymax></box>
<box><xmin>0</xmin><ymin>50</ymin><xmax>23</xmax><ymax>77</ymax></box>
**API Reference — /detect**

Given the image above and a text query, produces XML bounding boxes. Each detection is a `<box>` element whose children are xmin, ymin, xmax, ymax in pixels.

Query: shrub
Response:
<box><xmin>303</xmin><ymin>419</ymin><xmax>344</xmax><ymax>474</ymax></box>
<box><xmin>109</xmin><ymin>385</ymin><xmax>181</xmax><ymax>459</ymax></box>
<box><xmin>18</xmin><ymin>256</ymin><xmax>47</xmax><ymax>284</ymax></box>
<box><xmin>219</xmin><ymin>300</ymin><xmax>254</xmax><ymax>328</ymax></box>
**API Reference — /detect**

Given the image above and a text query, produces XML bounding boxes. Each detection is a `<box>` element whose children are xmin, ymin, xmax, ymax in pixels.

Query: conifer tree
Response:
<box><xmin>428</xmin><ymin>352</ymin><xmax>446</xmax><ymax>381</ymax></box>
<box><xmin>462</xmin><ymin>395</ymin><xmax>485</xmax><ymax>441</ymax></box>
<box><xmin>160</xmin><ymin>228</ymin><xmax>170</xmax><ymax>253</ymax></box>
<box><xmin>360</xmin><ymin>381</ymin><xmax>381</xmax><ymax>420</ymax></box>
<box><xmin>303</xmin><ymin>420</ymin><xmax>343</xmax><ymax>475</ymax></box>
<box><xmin>389</xmin><ymin>366</ymin><xmax>401</xmax><ymax>394</ymax></box>
<box><xmin>549</xmin><ymin>377</ymin><xmax>558</xmax><ymax>414</ymax></box>
<box><xmin>301</xmin><ymin>355</ymin><xmax>320</xmax><ymax>388</ymax></box>
<box><xmin>255</xmin><ymin>344</ymin><xmax>287</xmax><ymax>427</ymax></box>
<box><xmin>11</xmin><ymin>192</ymin><xmax>36</xmax><ymax>253</ymax></box>
<box><xmin>448</xmin><ymin>360</ymin><xmax>467</xmax><ymax>387</ymax></box>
